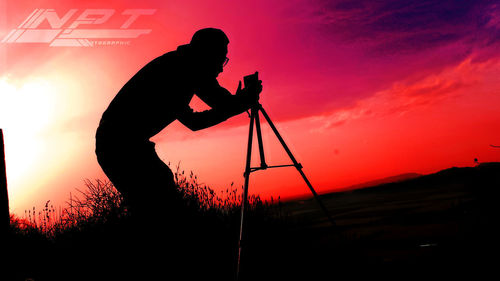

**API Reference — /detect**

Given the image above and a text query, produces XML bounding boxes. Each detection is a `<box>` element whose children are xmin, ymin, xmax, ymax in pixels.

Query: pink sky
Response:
<box><xmin>1</xmin><ymin>0</ymin><xmax>500</xmax><ymax>214</ymax></box>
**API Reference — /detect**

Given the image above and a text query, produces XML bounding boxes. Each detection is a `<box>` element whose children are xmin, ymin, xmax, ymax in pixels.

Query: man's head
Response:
<box><xmin>189</xmin><ymin>28</ymin><xmax>229</xmax><ymax>78</ymax></box>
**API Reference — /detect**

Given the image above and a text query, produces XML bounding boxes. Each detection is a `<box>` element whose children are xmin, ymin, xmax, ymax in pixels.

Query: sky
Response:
<box><xmin>1</xmin><ymin>0</ymin><xmax>499</xmax><ymax>215</ymax></box>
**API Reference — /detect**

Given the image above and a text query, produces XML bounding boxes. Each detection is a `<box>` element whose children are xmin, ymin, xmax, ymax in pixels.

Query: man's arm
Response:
<box><xmin>177</xmin><ymin>105</ymin><xmax>232</xmax><ymax>131</ymax></box>
<box><xmin>178</xmin><ymin>77</ymin><xmax>262</xmax><ymax>131</ymax></box>
<box><xmin>195</xmin><ymin>78</ymin><xmax>250</xmax><ymax>115</ymax></box>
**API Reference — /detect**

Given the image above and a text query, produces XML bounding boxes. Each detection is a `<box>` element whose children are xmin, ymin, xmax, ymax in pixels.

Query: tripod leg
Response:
<box><xmin>254</xmin><ymin>109</ymin><xmax>267</xmax><ymax>168</ymax></box>
<box><xmin>259</xmin><ymin>107</ymin><xmax>337</xmax><ymax>228</ymax></box>
<box><xmin>237</xmin><ymin>108</ymin><xmax>256</xmax><ymax>280</ymax></box>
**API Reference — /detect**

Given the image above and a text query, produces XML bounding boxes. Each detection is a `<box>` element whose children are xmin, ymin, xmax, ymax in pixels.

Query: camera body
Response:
<box><xmin>240</xmin><ymin>71</ymin><xmax>261</xmax><ymax>105</ymax></box>
<box><xmin>243</xmin><ymin>71</ymin><xmax>259</xmax><ymax>88</ymax></box>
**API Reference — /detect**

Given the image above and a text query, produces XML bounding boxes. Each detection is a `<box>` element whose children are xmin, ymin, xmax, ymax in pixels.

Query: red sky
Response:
<box><xmin>1</xmin><ymin>0</ymin><xmax>500</xmax><ymax>214</ymax></box>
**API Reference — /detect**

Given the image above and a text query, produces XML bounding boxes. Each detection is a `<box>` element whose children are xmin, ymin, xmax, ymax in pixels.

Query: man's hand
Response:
<box><xmin>235</xmin><ymin>74</ymin><xmax>263</xmax><ymax>107</ymax></box>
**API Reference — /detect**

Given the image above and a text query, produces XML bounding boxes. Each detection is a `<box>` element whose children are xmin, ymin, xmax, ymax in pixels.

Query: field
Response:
<box><xmin>5</xmin><ymin>162</ymin><xmax>499</xmax><ymax>280</ymax></box>
<box><xmin>241</xmin><ymin>162</ymin><xmax>499</xmax><ymax>279</ymax></box>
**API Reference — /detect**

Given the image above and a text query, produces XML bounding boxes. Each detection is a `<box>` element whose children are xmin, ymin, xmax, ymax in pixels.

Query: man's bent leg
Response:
<box><xmin>96</xmin><ymin>140</ymin><xmax>182</xmax><ymax>220</ymax></box>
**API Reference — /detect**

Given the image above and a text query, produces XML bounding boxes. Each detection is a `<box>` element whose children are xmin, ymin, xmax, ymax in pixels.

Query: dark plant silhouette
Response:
<box><xmin>7</xmin><ymin>163</ymin><xmax>499</xmax><ymax>280</ymax></box>
<box><xmin>7</xmin><ymin>164</ymin><xmax>286</xmax><ymax>280</ymax></box>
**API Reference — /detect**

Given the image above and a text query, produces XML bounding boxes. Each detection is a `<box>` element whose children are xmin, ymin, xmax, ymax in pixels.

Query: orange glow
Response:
<box><xmin>0</xmin><ymin>77</ymin><xmax>55</xmax><ymax>200</ymax></box>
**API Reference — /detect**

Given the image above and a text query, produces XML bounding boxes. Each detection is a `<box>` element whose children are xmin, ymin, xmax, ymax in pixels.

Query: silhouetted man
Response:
<box><xmin>95</xmin><ymin>28</ymin><xmax>262</xmax><ymax>219</ymax></box>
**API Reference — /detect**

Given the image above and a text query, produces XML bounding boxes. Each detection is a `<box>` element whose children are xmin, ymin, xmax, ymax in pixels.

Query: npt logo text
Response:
<box><xmin>1</xmin><ymin>9</ymin><xmax>156</xmax><ymax>47</ymax></box>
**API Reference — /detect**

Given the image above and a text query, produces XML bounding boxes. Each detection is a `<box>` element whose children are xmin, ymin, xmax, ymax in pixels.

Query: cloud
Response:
<box><xmin>308</xmin><ymin>54</ymin><xmax>500</xmax><ymax>132</ymax></box>
<box><xmin>262</xmin><ymin>0</ymin><xmax>500</xmax><ymax>125</ymax></box>
<box><xmin>486</xmin><ymin>3</ymin><xmax>500</xmax><ymax>28</ymax></box>
<box><xmin>311</xmin><ymin>0</ymin><xmax>499</xmax><ymax>49</ymax></box>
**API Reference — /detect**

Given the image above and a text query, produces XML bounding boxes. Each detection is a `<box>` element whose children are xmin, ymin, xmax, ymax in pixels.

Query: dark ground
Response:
<box><xmin>5</xmin><ymin>162</ymin><xmax>500</xmax><ymax>280</ymax></box>
<box><xmin>239</xmin><ymin>162</ymin><xmax>500</xmax><ymax>280</ymax></box>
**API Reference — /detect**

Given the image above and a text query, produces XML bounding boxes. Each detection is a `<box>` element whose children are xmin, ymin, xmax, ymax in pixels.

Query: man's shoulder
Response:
<box><xmin>147</xmin><ymin>45</ymin><xmax>190</xmax><ymax>69</ymax></box>
<box><xmin>151</xmin><ymin>50</ymin><xmax>177</xmax><ymax>65</ymax></box>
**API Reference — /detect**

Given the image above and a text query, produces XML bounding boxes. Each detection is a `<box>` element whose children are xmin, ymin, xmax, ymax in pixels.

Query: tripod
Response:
<box><xmin>236</xmin><ymin>103</ymin><xmax>336</xmax><ymax>280</ymax></box>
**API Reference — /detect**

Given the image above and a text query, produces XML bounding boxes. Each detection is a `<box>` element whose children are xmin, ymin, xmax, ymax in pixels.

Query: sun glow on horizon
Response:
<box><xmin>0</xmin><ymin>76</ymin><xmax>57</xmax><ymax>201</ymax></box>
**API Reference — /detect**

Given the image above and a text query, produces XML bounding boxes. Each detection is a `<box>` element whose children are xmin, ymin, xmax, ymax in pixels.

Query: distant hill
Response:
<box><xmin>317</xmin><ymin>162</ymin><xmax>500</xmax><ymax>201</ymax></box>
<box><xmin>331</xmin><ymin>172</ymin><xmax>423</xmax><ymax>193</ymax></box>
<box><xmin>287</xmin><ymin>163</ymin><xmax>500</xmax><ymax>202</ymax></box>
<box><xmin>282</xmin><ymin>161</ymin><xmax>500</xmax><ymax>231</ymax></box>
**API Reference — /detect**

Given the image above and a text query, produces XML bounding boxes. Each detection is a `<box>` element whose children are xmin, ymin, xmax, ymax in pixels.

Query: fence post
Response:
<box><xmin>0</xmin><ymin>129</ymin><xmax>10</xmax><ymax>234</ymax></box>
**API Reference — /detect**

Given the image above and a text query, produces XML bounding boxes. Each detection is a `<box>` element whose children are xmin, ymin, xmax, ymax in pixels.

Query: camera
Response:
<box><xmin>243</xmin><ymin>71</ymin><xmax>259</xmax><ymax>88</ymax></box>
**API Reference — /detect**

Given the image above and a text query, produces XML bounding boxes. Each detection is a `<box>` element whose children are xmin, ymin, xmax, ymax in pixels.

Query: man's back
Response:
<box><xmin>98</xmin><ymin>45</ymin><xmax>195</xmax><ymax>142</ymax></box>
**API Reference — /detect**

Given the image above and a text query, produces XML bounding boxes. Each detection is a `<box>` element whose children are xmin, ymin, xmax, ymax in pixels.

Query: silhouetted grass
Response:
<box><xmin>6</xmin><ymin>165</ymin><xmax>288</xmax><ymax>281</ymax></box>
<box><xmin>9</xmin><ymin>163</ymin><xmax>497</xmax><ymax>280</ymax></box>
<box><xmin>11</xmin><ymin>164</ymin><xmax>285</xmax><ymax>235</ymax></box>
